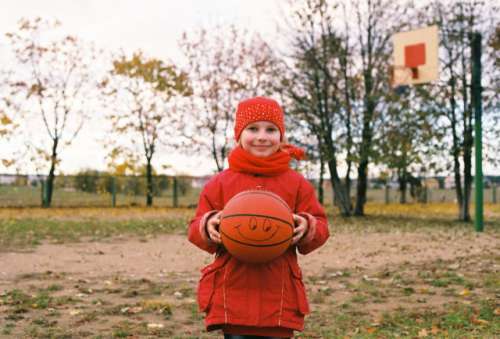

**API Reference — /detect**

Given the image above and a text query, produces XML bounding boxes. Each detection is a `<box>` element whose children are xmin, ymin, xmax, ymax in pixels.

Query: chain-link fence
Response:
<box><xmin>0</xmin><ymin>174</ymin><xmax>207</xmax><ymax>208</ymax></box>
<box><xmin>320</xmin><ymin>182</ymin><xmax>499</xmax><ymax>206</ymax></box>
<box><xmin>0</xmin><ymin>174</ymin><xmax>498</xmax><ymax>208</ymax></box>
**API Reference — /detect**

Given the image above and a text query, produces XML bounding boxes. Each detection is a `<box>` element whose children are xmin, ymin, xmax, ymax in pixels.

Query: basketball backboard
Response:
<box><xmin>391</xmin><ymin>25</ymin><xmax>439</xmax><ymax>86</ymax></box>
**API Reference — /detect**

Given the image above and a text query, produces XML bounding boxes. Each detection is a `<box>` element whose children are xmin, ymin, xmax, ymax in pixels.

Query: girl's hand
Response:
<box><xmin>292</xmin><ymin>214</ymin><xmax>308</xmax><ymax>245</ymax></box>
<box><xmin>206</xmin><ymin>211</ymin><xmax>223</xmax><ymax>244</ymax></box>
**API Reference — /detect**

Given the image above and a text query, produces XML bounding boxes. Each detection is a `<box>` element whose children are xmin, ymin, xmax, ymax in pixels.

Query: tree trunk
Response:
<box><xmin>318</xmin><ymin>156</ymin><xmax>325</xmax><ymax>204</ymax></box>
<box><xmin>46</xmin><ymin>137</ymin><xmax>59</xmax><ymax>207</ymax></box>
<box><xmin>449</xmin><ymin>76</ymin><xmax>465</xmax><ymax>219</ymax></box>
<box><xmin>398</xmin><ymin>170</ymin><xmax>407</xmax><ymax>204</ymax></box>
<box><xmin>355</xmin><ymin>69</ymin><xmax>375</xmax><ymax>216</ymax></box>
<box><xmin>342</xmin><ymin>36</ymin><xmax>353</xmax><ymax>210</ymax></box>
<box><xmin>146</xmin><ymin>157</ymin><xmax>154</xmax><ymax>207</ymax></box>
<box><xmin>328</xmin><ymin>159</ymin><xmax>351</xmax><ymax>216</ymax></box>
<box><xmin>345</xmin><ymin>160</ymin><xmax>352</xmax><ymax>209</ymax></box>
<box><xmin>461</xmin><ymin>119</ymin><xmax>472</xmax><ymax>221</ymax></box>
<box><xmin>355</xmin><ymin>159</ymin><xmax>368</xmax><ymax>215</ymax></box>
<box><xmin>460</xmin><ymin>43</ymin><xmax>473</xmax><ymax>222</ymax></box>
<box><xmin>212</xmin><ymin>132</ymin><xmax>223</xmax><ymax>172</ymax></box>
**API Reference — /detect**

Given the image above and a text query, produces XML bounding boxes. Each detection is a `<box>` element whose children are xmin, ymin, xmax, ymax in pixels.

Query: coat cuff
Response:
<box><xmin>297</xmin><ymin>212</ymin><xmax>317</xmax><ymax>246</ymax></box>
<box><xmin>199</xmin><ymin>210</ymin><xmax>220</xmax><ymax>245</ymax></box>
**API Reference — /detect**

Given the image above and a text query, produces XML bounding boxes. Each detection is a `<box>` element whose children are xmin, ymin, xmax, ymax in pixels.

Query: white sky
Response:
<box><xmin>0</xmin><ymin>0</ymin><xmax>282</xmax><ymax>176</ymax></box>
<box><xmin>0</xmin><ymin>1</ymin><xmax>498</xmax><ymax>177</ymax></box>
<box><xmin>0</xmin><ymin>0</ymin><xmax>281</xmax><ymax>62</ymax></box>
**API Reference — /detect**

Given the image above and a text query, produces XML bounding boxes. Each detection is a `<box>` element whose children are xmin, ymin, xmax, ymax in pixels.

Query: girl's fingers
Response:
<box><xmin>210</xmin><ymin>230</ymin><xmax>221</xmax><ymax>243</ymax></box>
<box><xmin>207</xmin><ymin>221</ymin><xmax>222</xmax><ymax>243</ymax></box>
<box><xmin>214</xmin><ymin>211</ymin><xmax>223</xmax><ymax>224</ymax></box>
<box><xmin>293</xmin><ymin>214</ymin><xmax>306</xmax><ymax>227</ymax></box>
<box><xmin>292</xmin><ymin>227</ymin><xmax>305</xmax><ymax>244</ymax></box>
<box><xmin>293</xmin><ymin>224</ymin><xmax>305</xmax><ymax>235</ymax></box>
<box><xmin>292</xmin><ymin>219</ymin><xmax>308</xmax><ymax>244</ymax></box>
<box><xmin>292</xmin><ymin>233</ymin><xmax>302</xmax><ymax>244</ymax></box>
<box><xmin>293</xmin><ymin>214</ymin><xmax>301</xmax><ymax>224</ymax></box>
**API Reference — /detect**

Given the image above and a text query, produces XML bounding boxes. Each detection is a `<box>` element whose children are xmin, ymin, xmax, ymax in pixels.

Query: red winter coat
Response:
<box><xmin>187</xmin><ymin>168</ymin><xmax>330</xmax><ymax>333</ymax></box>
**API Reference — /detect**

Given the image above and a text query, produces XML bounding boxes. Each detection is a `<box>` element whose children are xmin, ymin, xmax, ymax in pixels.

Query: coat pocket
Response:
<box><xmin>198</xmin><ymin>269</ymin><xmax>217</xmax><ymax>312</ymax></box>
<box><xmin>197</xmin><ymin>255</ymin><xmax>229</xmax><ymax>312</ymax></box>
<box><xmin>288</xmin><ymin>258</ymin><xmax>310</xmax><ymax>315</ymax></box>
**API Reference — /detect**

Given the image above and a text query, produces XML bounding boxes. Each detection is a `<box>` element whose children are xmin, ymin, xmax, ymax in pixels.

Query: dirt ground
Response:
<box><xmin>1</xmin><ymin>230</ymin><xmax>498</xmax><ymax>281</ymax></box>
<box><xmin>1</xmin><ymin>230</ymin><xmax>499</xmax><ymax>338</ymax></box>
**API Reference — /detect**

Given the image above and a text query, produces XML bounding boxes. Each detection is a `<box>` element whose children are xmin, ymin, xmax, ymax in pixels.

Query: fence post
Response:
<box><xmin>385</xmin><ymin>184</ymin><xmax>390</xmax><ymax>204</ymax></box>
<box><xmin>493</xmin><ymin>183</ymin><xmax>497</xmax><ymax>204</ymax></box>
<box><xmin>173</xmin><ymin>176</ymin><xmax>178</xmax><ymax>208</ymax></box>
<box><xmin>111</xmin><ymin>176</ymin><xmax>117</xmax><ymax>207</ymax></box>
<box><xmin>41</xmin><ymin>180</ymin><xmax>45</xmax><ymax>207</ymax></box>
<box><xmin>40</xmin><ymin>180</ymin><xmax>49</xmax><ymax>207</ymax></box>
<box><xmin>422</xmin><ymin>186</ymin><xmax>428</xmax><ymax>204</ymax></box>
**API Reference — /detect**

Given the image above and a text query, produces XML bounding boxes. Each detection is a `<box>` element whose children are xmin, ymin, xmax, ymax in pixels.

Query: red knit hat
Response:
<box><xmin>234</xmin><ymin>97</ymin><xmax>285</xmax><ymax>141</ymax></box>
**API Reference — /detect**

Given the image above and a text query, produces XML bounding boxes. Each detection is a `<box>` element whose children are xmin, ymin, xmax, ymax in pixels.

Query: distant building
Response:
<box><xmin>0</xmin><ymin>174</ymin><xmax>16</xmax><ymax>185</ymax></box>
<box><xmin>424</xmin><ymin>177</ymin><xmax>440</xmax><ymax>189</ymax></box>
<box><xmin>0</xmin><ymin>174</ymin><xmax>46</xmax><ymax>186</ymax></box>
<box><xmin>28</xmin><ymin>175</ymin><xmax>46</xmax><ymax>186</ymax></box>
<box><xmin>190</xmin><ymin>175</ymin><xmax>213</xmax><ymax>188</ymax></box>
<box><xmin>444</xmin><ymin>176</ymin><xmax>462</xmax><ymax>189</ymax></box>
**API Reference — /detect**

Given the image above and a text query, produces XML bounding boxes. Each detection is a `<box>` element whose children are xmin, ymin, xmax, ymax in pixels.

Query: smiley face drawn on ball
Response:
<box><xmin>233</xmin><ymin>216</ymin><xmax>280</xmax><ymax>242</ymax></box>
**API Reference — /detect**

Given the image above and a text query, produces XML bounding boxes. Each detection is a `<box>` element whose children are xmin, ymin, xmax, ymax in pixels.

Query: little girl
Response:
<box><xmin>188</xmin><ymin>96</ymin><xmax>330</xmax><ymax>339</ymax></box>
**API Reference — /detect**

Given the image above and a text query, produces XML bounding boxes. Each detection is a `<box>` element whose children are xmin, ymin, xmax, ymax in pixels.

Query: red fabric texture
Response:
<box><xmin>234</xmin><ymin>97</ymin><xmax>285</xmax><ymax>141</ymax></box>
<box><xmin>228</xmin><ymin>146</ymin><xmax>305</xmax><ymax>177</ymax></box>
<box><xmin>187</xmin><ymin>168</ymin><xmax>330</xmax><ymax>333</ymax></box>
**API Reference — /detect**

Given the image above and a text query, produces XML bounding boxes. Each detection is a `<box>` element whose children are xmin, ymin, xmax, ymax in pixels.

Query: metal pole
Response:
<box><xmin>471</xmin><ymin>32</ymin><xmax>483</xmax><ymax>232</ymax></box>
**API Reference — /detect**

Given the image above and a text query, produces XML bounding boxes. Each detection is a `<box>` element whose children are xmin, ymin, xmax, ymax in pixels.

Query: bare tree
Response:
<box><xmin>351</xmin><ymin>0</ymin><xmax>410</xmax><ymax>215</ymax></box>
<box><xmin>423</xmin><ymin>0</ymin><xmax>499</xmax><ymax>220</ymax></box>
<box><xmin>6</xmin><ymin>18</ymin><xmax>99</xmax><ymax>206</ymax></box>
<box><xmin>0</xmin><ymin>70</ymin><xmax>18</xmax><ymax>169</ymax></box>
<box><xmin>278</xmin><ymin>0</ymin><xmax>409</xmax><ymax>215</ymax></box>
<box><xmin>279</xmin><ymin>0</ymin><xmax>358</xmax><ymax>215</ymax></box>
<box><xmin>178</xmin><ymin>25</ymin><xmax>280</xmax><ymax>172</ymax></box>
<box><xmin>376</xmin><ymin>87</ymin><xmax>443</xmax><ymax>203</ymax></box>
<box><xmin>103</xmin><ymin>51</ymin><xmax>190</xmax><ymax>206</ymax></box>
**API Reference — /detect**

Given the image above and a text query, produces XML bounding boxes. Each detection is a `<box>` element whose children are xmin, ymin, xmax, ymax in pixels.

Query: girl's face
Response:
<box><xmin>240</xmin><ymin>121</ymin><xmax>281</xmax><ymax>157</ymax></box>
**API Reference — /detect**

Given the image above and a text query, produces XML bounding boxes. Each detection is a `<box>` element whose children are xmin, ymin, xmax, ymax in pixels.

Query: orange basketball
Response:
<box><xmin>220</xmin><ymin>190</ymin><xmax>294</xmax><ymax>264</ymax></box>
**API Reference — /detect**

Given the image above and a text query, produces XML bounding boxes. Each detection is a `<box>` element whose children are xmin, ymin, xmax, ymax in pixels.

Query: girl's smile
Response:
<box><xmin>239</xmin><ymin>121</ymin><xmax>281</xmax><ymax>157</ymax></box>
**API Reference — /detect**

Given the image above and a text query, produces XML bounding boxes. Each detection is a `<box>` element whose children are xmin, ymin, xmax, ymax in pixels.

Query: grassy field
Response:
<box><xmin>0</xmin><ymin>203</ymin><xmax>499</xmax><ymax>338</ymax></box>
<box><xmin>1</xmin><ymin>184</ymin><xmax>499</xmax><ymax>208</ymax></box>
<box><xmin>0</xmin><ymin>185</ymin><xmax>202</xmax><ymax>208</ymax></box>
<box><xmin>0</xmin><ymin>203</ymin><xmax>499</xmax><ymax>250</ymax></box>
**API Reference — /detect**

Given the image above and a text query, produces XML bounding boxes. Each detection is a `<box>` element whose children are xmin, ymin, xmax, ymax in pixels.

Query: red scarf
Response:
<box><xmin>228</xmin><ymin>145</ymin><xmax>305</xmax><ymax>176</ymax></box>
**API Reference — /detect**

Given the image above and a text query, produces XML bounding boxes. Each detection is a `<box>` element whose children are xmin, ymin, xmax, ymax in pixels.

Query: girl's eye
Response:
<box><xmin>248</xmin><ymin>126</ymin><xmax>258</xmax><ymax>131</ymax></box>
<box><xmin>267</xmin><ymin>128</ymin><xmax>277</xmax><ymax>133</ymax></box>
